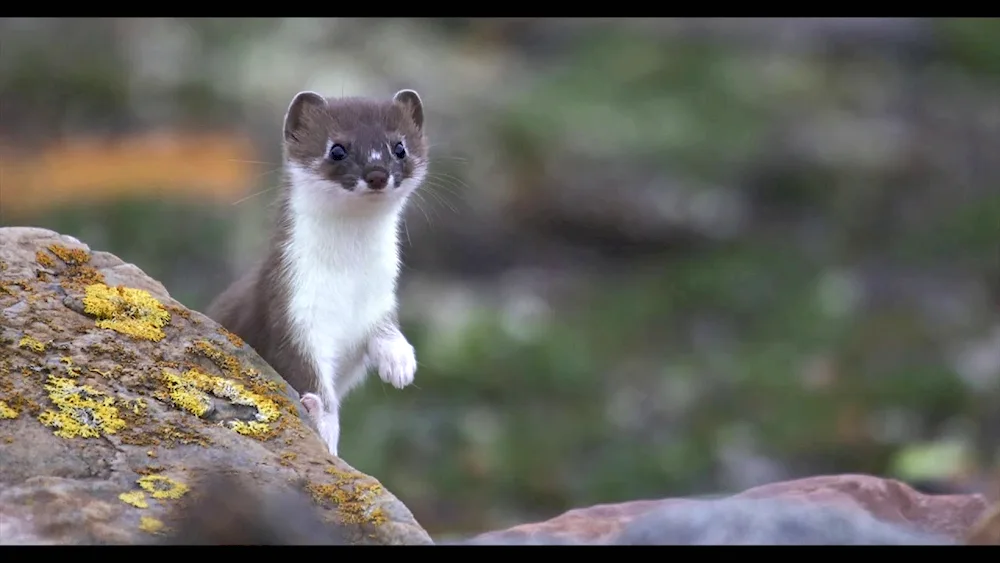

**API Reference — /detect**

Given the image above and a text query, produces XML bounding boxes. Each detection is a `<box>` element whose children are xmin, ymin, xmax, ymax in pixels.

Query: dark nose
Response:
<box><xmin>365</xmin><ymin>169</ymin><xmax>388</xmax><ymax>191</ymax></box>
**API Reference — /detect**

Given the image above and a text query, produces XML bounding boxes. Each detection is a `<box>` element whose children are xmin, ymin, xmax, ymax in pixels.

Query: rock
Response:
<box><xmin>0</xmin><ymin>227</ymin><xmax>431</xmax><ymax>545</ymax></box>
<box><xmin>471</xmin><ymin>474</ymin><xmax>990</xmax><ymax>544</ymax></box>
<box><xmin>966</xmin><ymin>503</ymin><xmax>1000</xmax><ymax>545</ymax></box>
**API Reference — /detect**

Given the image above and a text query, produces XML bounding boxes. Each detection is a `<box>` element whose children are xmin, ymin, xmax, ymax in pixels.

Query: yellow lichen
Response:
<box><xmin>306</xmin><ymin>467</ymin><xmax>388</xmax><ymax>526</ymax></box>
<box><xmin>137</xmin><ymin>474</ymin><xmax>189</xmax><ymax>499</ymax></box>
<box><xmin>0</xmin><ymin>401</ymin><xmax>18</xmax><ymax>419</ymax></box>
<box><xmin>37</xmin><ymin>375</ymin><xmax>127</xmax><ymax>438</ymax></box>
<box><xmin>160</xmin><ymin>368</ymin><xmax>282</xmax><ymax>436</ymax></box>
<box><xmin>118</xmin><ymin>491</ymin><xmax>149</xmax><ymax>508</ymax></box>
<box><xmin>139</xmin><ymin>516</ymin><xmax>165</xmax><ymax>534</ymax></box>
<box><xmin>35</xmin><ymin>249</ymin><xmax>56</xmax><ymax>269</ymax></box>
<box><xmin>60</xmin><ymin>357</ymin><xmax>81</xmax><ymax>377</ymax></box>
<box><xmin>160</xmin><ymin>370</ymin><xmax>212</xmax><ymax>417</ymax></box>
<box><xmin>228</xmin><ymin>420</ymin><xmax>272</xmax><ymax>436</ymax></box>
<box><xmin>190</xmin><ymin>340</ymin><xmax>277</xmax><ymax>392</ymax></box>
<box><xmin>17</xmin><ymin>335</ymin><xmax>46</xmax><ymax>353</ymax></box>
<box><xmin>124</xmin><ymin>397</ymin><xmax>148</xmax><ymax>415</ymax></box>
<box><xmin>82</xmin><ymin>283</ymin><xmax>170</xmax><ymax>341</ymax></box>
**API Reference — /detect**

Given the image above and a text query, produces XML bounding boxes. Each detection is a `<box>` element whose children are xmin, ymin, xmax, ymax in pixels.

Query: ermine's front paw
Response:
<box><xmin>300</xmin><ymin>392</ymin><xmax>323</xmax><ymax>420</ymax></box>
<box><xmin>368</xmin><ymin>335</ymin><xmax>417</xmax><ymax>389</ymax></box>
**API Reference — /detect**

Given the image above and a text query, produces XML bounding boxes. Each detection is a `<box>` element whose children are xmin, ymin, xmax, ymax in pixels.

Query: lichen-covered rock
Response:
<box><xmin>470</xmin><ymin>474</ymin><xmax>990</xmax><ymax>544</ymax></box>
<box><xmin>0</xmin><ymin>227</ymin><xmax>432</xmax><ymax>545</ymax></box>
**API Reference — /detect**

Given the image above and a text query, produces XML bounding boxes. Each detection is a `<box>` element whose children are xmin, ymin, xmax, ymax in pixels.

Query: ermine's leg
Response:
<box><xmin>367</xmin><ymin>313</ymin><xmax>417</xmax><ymax>390</ymax></box>
<box><xmin>316</xmin><ymin>404</ymin><xmax>341</xmax><ymax>457</ymax></box>
<box><xmin>300</xmin><ymin>392</ymin><xmax>340</xmax><ymax>456</ymax></box>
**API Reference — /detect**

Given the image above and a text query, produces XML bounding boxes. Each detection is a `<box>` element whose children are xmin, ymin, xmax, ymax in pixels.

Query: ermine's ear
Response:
<box><xmin>283</xmin><ymin>91</ymin><xmax>327</xmax><ymax>143</ymax></box>
<box><xmin>393</xmin><ymin>89</ymin><xmax>424</xmax><ymax>131</ymax></box>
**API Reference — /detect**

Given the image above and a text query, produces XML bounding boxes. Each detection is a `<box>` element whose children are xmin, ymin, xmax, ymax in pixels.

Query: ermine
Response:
<box><xmin>206</xmin><ymin>89</ymin><xmax>428</xmax><ymax>457</ymax></box>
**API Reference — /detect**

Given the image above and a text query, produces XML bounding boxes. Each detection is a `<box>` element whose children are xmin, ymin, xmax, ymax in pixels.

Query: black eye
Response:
<box><xmin>329</xmin><ymin>144</ymin><xmax>347</xmax><ymax>161</ymax></box>
<box><xmin>392</xmin><ymin>142</ymin><xmax>406</xmax><ymax>159</ymax></box>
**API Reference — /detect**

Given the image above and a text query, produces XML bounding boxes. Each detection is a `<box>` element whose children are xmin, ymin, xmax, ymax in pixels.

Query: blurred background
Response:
<box><xmin>1</xmin><ymin>17</ymin><xmax>999</xmax><ymax>536</ymax></box>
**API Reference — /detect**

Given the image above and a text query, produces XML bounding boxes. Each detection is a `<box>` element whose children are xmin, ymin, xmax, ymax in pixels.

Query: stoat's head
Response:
<box><xmin>281</xmin><ymin>89</ymin><xmax>428</xmax><ymax>215</ymax></box>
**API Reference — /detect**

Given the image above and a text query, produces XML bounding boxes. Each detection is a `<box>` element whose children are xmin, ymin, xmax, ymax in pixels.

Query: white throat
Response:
<box><xmin>281</xmin><ymin>167</ymin><xmax>407</xmax><ymax>401</ymax></box>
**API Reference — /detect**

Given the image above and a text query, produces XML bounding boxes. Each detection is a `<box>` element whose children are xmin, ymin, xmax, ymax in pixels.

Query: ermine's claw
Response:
<box><xmin>369</xmin><ymin>336</ymin><xmax>417</xmax><ymax>390</ymax></box>
<box><xmin>300</xmin><ymin>392</ymin><xmax>323</xmax><ymax>419</ymax></box>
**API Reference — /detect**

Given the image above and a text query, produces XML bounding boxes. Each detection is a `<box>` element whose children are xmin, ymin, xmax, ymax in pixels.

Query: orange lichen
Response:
<box><xmin>45</xmin><ymin>244</ymin><xmax>106</xmax><ymax>287</ymax></box>
<box><xmin>47</xmin><ymin>244</ymin><xmax>90</xmax><ymax>266</ymax></box>
<box><xmin>218</xmin><ymin>327</ymin><xmax>245</xmax><ymax>348</ymax></box>
<box><xmin>165</xmin><ymin>305</ymin><xmax>191</xmax><ymax>320</ymax></box>
<box><xmin>35</xmin><ymin>249</ymin><xmax>56</xmax><ymax>269</ymax></box>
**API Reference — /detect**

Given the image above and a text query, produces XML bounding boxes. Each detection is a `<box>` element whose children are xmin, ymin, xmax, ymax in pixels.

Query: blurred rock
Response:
<box><xmin>470</xmin><ymin>474</ymin><xmax>988</xmax><ymax>544</ymax></box>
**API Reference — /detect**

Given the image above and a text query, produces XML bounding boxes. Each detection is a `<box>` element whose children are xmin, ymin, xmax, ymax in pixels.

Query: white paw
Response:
<box><xmin>300</xmin><ymin>392</ymin><xmax>323</xmax><ymax>420</ymax></box>
<box><xmin>368</xmin><ymin>335</ymin><xmax>417</xmax><ymax>390</ymax></box>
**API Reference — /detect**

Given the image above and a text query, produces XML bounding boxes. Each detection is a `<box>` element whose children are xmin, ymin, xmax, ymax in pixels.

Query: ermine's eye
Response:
<box><xmin>392</xmin><ymin>142</ymin><xmax>406</xmax><ymax>159</ymax></box>
<box><xmin>329</xmin><ymin>144</ymin><xmax>347</xmax><ymax>161</ymax></box>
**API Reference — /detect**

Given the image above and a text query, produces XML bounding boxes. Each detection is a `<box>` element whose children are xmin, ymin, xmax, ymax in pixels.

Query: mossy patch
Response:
<box><xmin>83</xmin><ymin>283</ymin><xmax>171</xmax><ymax>341</ymax></box>
<box><xmin>306</xmin><ymin>467</ymin><xmax>388</xmax><ymax>527</ymax></box>
<box><xmin>37</xmin><ymin>375</ymin><xmax>127</xmax><ymax>438</ymax></box>
<box><xmin>137</xmin><ymin>474</ymin><xmax>189</xmax><ymax>500</ymax></box>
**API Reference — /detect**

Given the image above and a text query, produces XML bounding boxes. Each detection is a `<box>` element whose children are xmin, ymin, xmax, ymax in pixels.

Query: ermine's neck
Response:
<box><xmin>282</xmin><ymin>204</ymin><xmax>403</xmax><ymax>275</ymax></box>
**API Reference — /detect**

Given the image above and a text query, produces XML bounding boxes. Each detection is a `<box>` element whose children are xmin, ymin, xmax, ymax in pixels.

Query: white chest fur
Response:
<box><xmin>282</xmin><ymin>207</ymin><xmax>402</xmax><ymax>399</ymax></box>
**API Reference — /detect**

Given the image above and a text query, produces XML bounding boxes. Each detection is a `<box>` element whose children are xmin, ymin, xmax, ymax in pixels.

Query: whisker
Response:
<box><xmin>410</xmin><ymin>192</ymin><xmax>436</xmax><ymax>225</ymax></box>
<box><xmin>421</xmin><ymin>184</ymin><xmax>460</xmax><ymax>214</ymax></box>
<box><xmin>225</xmin><ymin>159</ymin><xmax>280</xmax><ymax>166</ymax></box>
<box><xmin>401</xmin><ymin>217</ymin><xmax>412</xmax><ymax>247</ymax></box>
<box><xmin>231</xmin><ymin>186</ymin><xmax>278</xmax><ymax>206</ymax></box>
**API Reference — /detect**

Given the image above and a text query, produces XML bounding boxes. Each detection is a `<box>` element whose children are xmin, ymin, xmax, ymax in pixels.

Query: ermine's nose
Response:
<box><xmin>365</xmin><ymin>170</ymin><xmax>388</xmax><ymax>191</ymax></box>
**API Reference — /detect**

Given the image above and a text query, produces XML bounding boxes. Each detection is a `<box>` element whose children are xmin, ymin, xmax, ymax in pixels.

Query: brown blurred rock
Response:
<box><xmin>966</xmin><ymin>503</ymin><xmax>1000</xmax><ymax>545</ymax></box>
<box><xmin>0</xmin><ymin>227</ymin><xmax>431</xmax><ymax>545</ymax></box>
<box><xmin>471</xmin><ymin>474</ymin><xmax>989</xmax><ymax>544</ymax></box>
